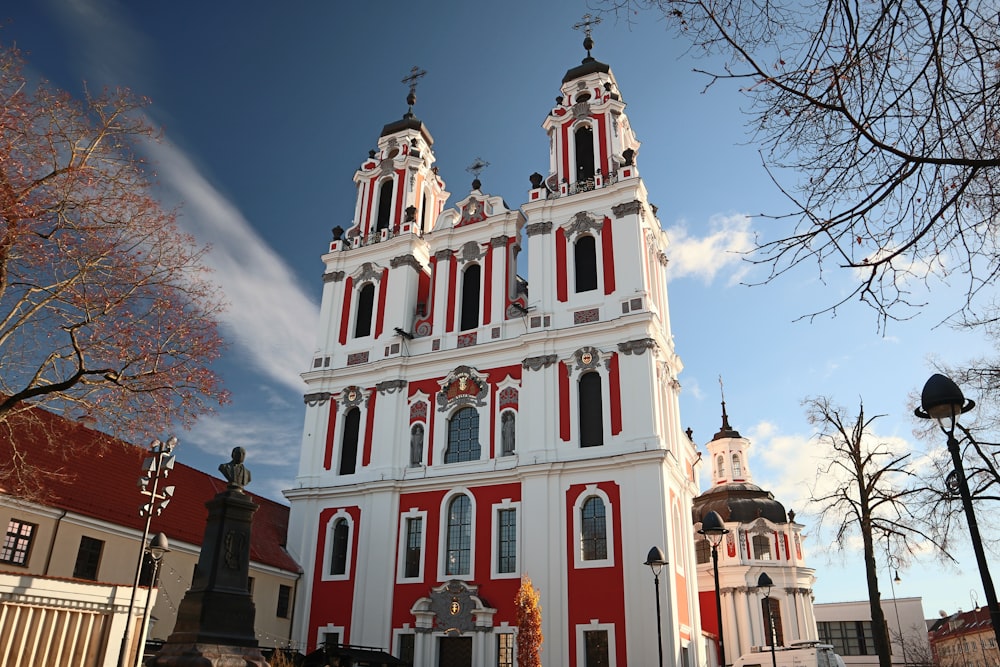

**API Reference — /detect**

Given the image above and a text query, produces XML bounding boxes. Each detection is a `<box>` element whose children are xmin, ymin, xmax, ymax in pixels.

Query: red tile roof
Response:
<box><xmin>0</xmin><ymin>406</ymin><xmax>301</xmax><ymax>575</ymax></box>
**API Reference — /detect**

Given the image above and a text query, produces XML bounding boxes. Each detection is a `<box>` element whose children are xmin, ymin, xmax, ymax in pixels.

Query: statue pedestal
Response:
<box><xmin>151</xmin><ymin>489</ymin><xmax>268</xmax><ymax>666</ymax></box>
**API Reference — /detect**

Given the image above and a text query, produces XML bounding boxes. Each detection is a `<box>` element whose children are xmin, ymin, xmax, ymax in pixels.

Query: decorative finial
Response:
<box><xmin>466</xmin><ymin>157</ymin><xmax>490</xmax><ymax>191</ymax></box>
<box><xmin>572</xmin><ymin>13</ymin><xmax>602</xmax><ymax>60</ymax></box>
<box><xmin>401</xmin><ymin>66</ymin><xmax>427</xmax><ymax>117</ymax></box>
<box><xmin>719</xmin><ymin>375</ymin><xmax>733</xmax><ymax>432</ymax></box>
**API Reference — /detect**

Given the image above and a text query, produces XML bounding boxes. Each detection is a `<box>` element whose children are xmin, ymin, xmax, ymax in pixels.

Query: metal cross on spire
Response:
<box><xmin>466</xmin><ymin>157</ymin><xmax>490</xmax><ymax>190</ymax></box>
<box><xmin>401</xmin><ymin>65</ymin><xmax>427</xmax><ymax>112</ymax></box>
<box><xmin>572</xmin><ymin>13</ymin><xmax>602</xmax><ymax>58</ymax></box>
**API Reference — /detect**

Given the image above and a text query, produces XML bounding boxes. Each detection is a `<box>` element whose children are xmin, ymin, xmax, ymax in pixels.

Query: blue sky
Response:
<box><xmin>5</xmin><ymin>0</ymin><xmax>995</xmax><ymax>620</ymax></box>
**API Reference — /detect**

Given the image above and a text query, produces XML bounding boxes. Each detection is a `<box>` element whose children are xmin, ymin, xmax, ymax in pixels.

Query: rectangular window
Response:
<box><xmin>585</xmin><ymin>630</ymin><xmax>611</xmax><ymax>667</ymax></box>
<box><xmin>73</xmin><ymin>536</ymin><xmax>104</xmax><ymax>580</ymax></box>
<box><xmin>497</xmin><ymin>509</ymin><xmax>517</xmax><ymax>574</ymax></box>
<box><xmin>405</xmin><ymin>517</ymin><xmax>423</xmax><ymax>578</ymax></box>
<box><xmin>497</xmin><ymin>633</ymin><xmax>514</xmax><ymax>667</ymax></box>
<box><xmin>818</xmin><ymin>620</ymin><xmax>876</xmax><ymax>656</ymax></box>
<box><xmin>276</xmin><ymin>584</ymin><xmax>291</xmax><ymax>618</ymax></box>
<box><xmin>399</xmin><ymin>634</ymin><xmax>415</xmax><ymax>663</ymax></box>
<box><xmin>0</xmin><ymin>519</ymin><xmax>36</xmax><ymax>566</ymax></box>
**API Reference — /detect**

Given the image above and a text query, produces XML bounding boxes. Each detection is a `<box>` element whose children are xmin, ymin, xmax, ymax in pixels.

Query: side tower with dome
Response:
<box><xmin>285</xmin><ymin>27</ymin><xmax>704</xmax><ymax>667</ymax></box>
<box><xmin>692</xmin><ymin>402</ymin><xmax>819</xmax><ymax>663</ymax></box>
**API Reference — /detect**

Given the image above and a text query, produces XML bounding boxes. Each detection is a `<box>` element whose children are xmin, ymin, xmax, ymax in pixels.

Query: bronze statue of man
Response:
<box><xmin>219</xmin><ymin>446</ymin><xmax>252</xmax><ymax>490</ymax></box>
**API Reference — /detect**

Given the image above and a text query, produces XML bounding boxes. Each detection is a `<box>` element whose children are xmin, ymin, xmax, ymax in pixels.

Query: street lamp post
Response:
<box><xmin>135</xmin><ymin>532</ymin><xmax>170</xmax><ymax>667</ymax></box>
<box><xmin>915</xmin><ymin>374</ymin><xmax>1000</xmax><ymax>653</ymax></box>
<box><xmin>645</xmin><ymin>546</ymin><xmax>668</xmax><ymax>667</ymax></box>
<box><xmin>700</xmin><ymin>511</ymin><xmax>731</xmax><ymax>667</ymax></box>
<box><xmin>758</xmin><ymin>572</ymin><xmax>778</xmax><ymax>667</ymax></box>
<box><xmin>118</xmin><ymin>437</ymin><xmax>177</xmax><ymax>667</ymax></box>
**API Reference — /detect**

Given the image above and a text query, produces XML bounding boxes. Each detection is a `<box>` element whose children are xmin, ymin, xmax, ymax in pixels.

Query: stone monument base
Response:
<box><xmin>150</xmin><ymin>642</ymin><xmax>268</xmax><ymax>667</ymax></box>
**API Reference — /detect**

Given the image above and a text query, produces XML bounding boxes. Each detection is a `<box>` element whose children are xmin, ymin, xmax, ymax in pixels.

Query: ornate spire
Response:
<box><xmin>401</xmin><ymin>65</ymin><xmax>427</xmax><ymax>119</ymax></box>
<box><xmin>572</xmin><ymin>13</ymin><xmax>602</xmax><ymax>62</ymax></box>
<box><xmin>713</xmin><ymin>376</ymin><xmax>742</xmax><ymax>440</ymax></box>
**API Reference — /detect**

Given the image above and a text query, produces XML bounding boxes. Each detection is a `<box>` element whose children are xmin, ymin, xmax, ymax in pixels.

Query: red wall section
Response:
<box><xmin>362</xmin><ymin>389</ymin><xmax>377</xmax><ymax>467</ymax></box>
<box><xmin>556</xmin><ymin>227</ymin><xmax>568</xmax><ymax>302</ymax></box>
<box><xmin>565</xmin><ymin>481</ymin><xmax>627</xmax><ymax>667</ymax></box>
<box><xmin>559</xmin><ymin>361</ymin><xmax>570</xmax><ymax>441</ymax></box>
<box><xmin>374</xmin><ymin>268</ymin><xmax>389</xmax><ymax>338</ymax></box>
<box><xmin>601</xmin><ymin>216</ymin><xmax>616</xmax><ymax>294</ymax></box>
<box><xmin>608</xmin><ymin>353</ymin><xmax>622</xmax><ymax>436</ymax></box>
<box><xmin>339</xmin><ymin>276</ymin><xmax>353</xmax><ymax>345</ymax></box>
<box><xmin>309</xmin><ymin>506</ymin><xmax>362</xmax><ymax>651</ymax></box>
<box><xmin>323</xmin><ymin>399</ymin><xmax>338</xmax><ymax>471</ymax></box>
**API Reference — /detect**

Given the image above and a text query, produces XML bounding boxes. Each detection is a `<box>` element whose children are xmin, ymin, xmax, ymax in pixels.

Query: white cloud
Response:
<box><xmin>181</xmin><ymin>409</ymin><xmax>302</xmax><ymax>469</ymax></box>
<box><xmin>665</xmin><ymin>214</ymin><xmax>755</xmax><ymax>285</ymax></box>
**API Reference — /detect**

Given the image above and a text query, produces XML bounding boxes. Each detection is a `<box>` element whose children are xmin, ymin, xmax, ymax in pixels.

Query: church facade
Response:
<box><xmin>284</xmin><ymin>36</ymin><xmax>709</xmax><ymax>666</ymax></box>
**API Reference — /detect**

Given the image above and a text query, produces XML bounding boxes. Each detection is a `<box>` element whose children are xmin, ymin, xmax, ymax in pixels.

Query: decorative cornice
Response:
<box><xmin>303</xmin><ymin>392</ymin><xmax>331</xmax><ymax>406</ymax></box>
<box><xmin>376</xmin><ymin>379</ymin><xmax>408</xmax><ymax>395</ymax></box>
<box><xmin>564</xmin><ymin>211</ymin><xmax>603</xmax><ymax>238</ymax></box>
<box><xmin>390</xmin><ymin>254</ymin><xmax>423</xmax><ymax>271</ymax></box>
<box><xmin>354</xmin><ymin>262</ymin><xmax>383</xmax><ymax>284</ymax></box>
<box><xmin>522</xmin><ymin>355</ymin><xmax>558</xmax><ymax>371</ymax></box>
<box><xmin>323</xmin><ymin>271</ymin><xmax>345</xmax><ymax>283</ymax></box>
<box><xmin>490</xmin><ymin>235</ymin><xmax>509</xmax><ymax>248</ymax></box>
<box><xmin>618</xmin><ymin>338</ymin><xmax>657</xmax><ymax>355</ymax></box>
<box><xmin>434</xmin><ymin>249</ymin><xmax>454</xmax><ymax>261</ymax></box>
<box><xmin>611</xmin><ymin>200</ymin><xmax>642</xmax><ymax>218</ymax></box>
<box><xmin>525</xmin><ymin>221</ymin><xmax>553</xmax><ymax>237</ymax></box>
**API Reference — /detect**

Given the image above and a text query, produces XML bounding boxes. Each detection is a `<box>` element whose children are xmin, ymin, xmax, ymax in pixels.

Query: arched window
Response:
<box><xmin>580</xmin><ymin>496</ymin><xmax>607</xmax><ymax>561</ymax></box>
<box><xmin>761</xmin><ymin>598</ymin><xmax>784</xmax><ymax>646</ymax></box>
<box><xmin>460</xmin><ymin>265</ymin><xmax>481</xmax><ymax>331</ymax></box>
<box><xmin>339</xmin><ymin>408</ymin><xmax>360</xmax><ymax>475</ymax></box>
<box><xmin>375</xmin><ymin>179</ymin><xmax>394</xmax><ymax>232</ymax></box>
<box><xmin>574</xmin><ymin>125</ymin><xmax>595</xmax><ymax>183</ymax></box>
<box><xmin>420</xmin><ymin>192</ymin><xmax>428</xmax><ymax>233</ymax></box>
<box><xmin>500</xmin><ymin>411</ymin><xmax>516</xmax><ymax>456</ymax></box>
<box><xmin>354</xmin><ymin>283</ymin><xmax>375</xmax><ymax>338</ymax></box>
<box><xmin>579</xmin><ymin>372</ymin><xmax>604</xmax><ymax>447</ymax></box>
<box><xmin>753</xmin><ymin>534</ymin><xmax>772</xmax><ymax>560</ymax></box>
<box><xmin>732</xmin><ymin>454</ymin><xmax>743</xmax><ymax>478</ymax></box>
<box><xmin>445</xmin><ymin>407</ymin><xmax>480</xmax><ymax>463</ymax></box>
<box><xmin>717</xmin><ymin>454</ymin><xmax>726</xmax><ymax>479</ymax></box>
<box><xmin>445</xmin><ymin>495</ymin><xmax>472</xmax><ymax>575</ymax></box>
<box><xmin>330</xmin><ymin>518</ymin><xmax>349</xmax><ymax>576</ymax></box>
<box><xmin>574</xmin><ymin>236</ymin><xmax>598</xmax><ymax>293</ymax></box>
<box><xmin>409</xmin><ymin>424</ymin><xmax>424</xmax><ymax>466</ymax></box>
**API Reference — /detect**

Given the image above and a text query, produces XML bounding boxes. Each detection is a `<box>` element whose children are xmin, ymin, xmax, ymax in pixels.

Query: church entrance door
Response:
<box><xmin>438</xmin><ymin>636</ymin><xmax>472</xmax><ymax>667</ymax></box>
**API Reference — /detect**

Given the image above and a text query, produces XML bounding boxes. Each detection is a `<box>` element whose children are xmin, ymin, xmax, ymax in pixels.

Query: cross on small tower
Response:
<box><xmin>401</xmin><ymin>65</ymin><xmax>427</xmax><ymax>113</ymax></box>
<box><xmin>572</xmin><ymin>13</ymin><xmax>602</xmax><ymax>58</ymax></box>
<box><xmin>466</xmin><ymin>157</ymin><xmax>490</xmax><ymax>190</ymax></box>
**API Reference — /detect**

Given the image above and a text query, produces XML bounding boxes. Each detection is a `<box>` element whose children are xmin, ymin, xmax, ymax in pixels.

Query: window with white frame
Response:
<box><xmin>752</xmin><ymin>534</ymin><xmax>772</xmax><ymax>560</ymax></box>
<box><xmin>732</xmin><ymin>454</ymin><xmax>743</xmax><ymax>478</ymax></box>
<box><xmin>573</xmin><ymin>485</ymin><xmax>615</xmax><ymax>569</ymax></box>
<box><xmin>576</xmin><ymin>621</ymin><xmax>617</xmax><ymax>667</ymax></box>
<box><xmin>491</xmin><ymin>499</ymin><xmax>520</xmax><ymax>578</ymax></box>
<box><xmin>397</xmin><ymin>509</ymin><xmax>426</xmax><ymax>582</ymax></box>
<box><xmin>354</xmin><ymin>283</ymin><xmax>375</xmax><ymax>338</ymax></box>
<box><xmin>579</xmin><ymin>372</ymin><xmax>604</xmax><ymax>447</ymax></box>
<box><xmin>445</xmin><ymin>406</ymin><xmax>480</xmax><ymax>463</ymax></box>
<box><xmin>460</xmin><ymin>264</ymin><xmax>481</xmax><ymax>331</ymax></box>
<box><xmin>497</xmin><ymin>631</ymin><xmax>515</xmax><ymax>667</ymax></box>
<box><xmin>322</xmin><ymin>511</ymin><xmax>354</xmax><ymax>581</ymax></box>
<box><xmin>445</xmin><ymin>493</ymin><xmax>473</xmax><ymax>577</ymax></box>
<box><xmin>575</xmin><ymin>235</ymin><xmax>598</xmax><ymax>293</ymax></box>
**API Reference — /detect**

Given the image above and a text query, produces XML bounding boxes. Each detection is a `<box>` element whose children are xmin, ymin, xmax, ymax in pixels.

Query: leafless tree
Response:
<box><xmin>598</xmin><ymin>0</ymin><xmax>1000</xmax><ymax>329</ymax></box>
<box><xmin>805</xmin><ymin>397</ymin><xmax>945</xmax><ymax>667</ymax></box>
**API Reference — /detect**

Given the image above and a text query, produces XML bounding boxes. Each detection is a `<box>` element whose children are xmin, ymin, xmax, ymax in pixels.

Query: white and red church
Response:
<box><xmin>284</xmin><ymin>30</ymin><xmax>818</xmax><ymax>667</ymax></box>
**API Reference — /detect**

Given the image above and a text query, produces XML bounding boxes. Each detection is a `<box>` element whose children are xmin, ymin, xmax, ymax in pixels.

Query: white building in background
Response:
<box><xmin>284</xmin><ymin>29</ymin><xmax>707</xmax><ymax>667</ymax></box>
<box><xmin>692</xmin><ymin>405</ymin><xmax>819</xmax><ymax>663</ymax></box>
<box><xmin>815</xmin><ymin>597</ymin><xmax>931</xmax><ymax>667</ymax></box>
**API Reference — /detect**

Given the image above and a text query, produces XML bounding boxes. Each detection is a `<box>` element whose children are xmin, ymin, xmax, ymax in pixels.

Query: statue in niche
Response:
<box><xmin>219</xmin><ymin>446</ymin><xmax>252</xmax><ymax>490</ymax></box>
<box><xmin>501</xmin><ymin>411</ymin><xmax>516</xmax><ymax>456</ymax></box>
<box><xmin>410</xmin><ymin>424</ymin><xmax>424</xmax><ymax>466</ymax></box>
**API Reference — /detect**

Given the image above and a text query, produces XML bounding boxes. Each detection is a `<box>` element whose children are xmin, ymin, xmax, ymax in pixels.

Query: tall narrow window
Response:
<box><xmin>404</xmin><ymin>517</ymin><xmax>423</xmax><ymax>578</ymax></box>
<box><xmin>460</xmin><ymin>264</ymin><xmax>481</xmax><ymax>331</ymax></box>
<box><xmin>446</xmin><ymin>495</ymin><xmax>472</xmax><ymax>576</ymax></box>
<box><xmin>497</xmin><ymin>508</ymin><xmax>517</xmax><ymax>574</ymax></box>
<box><xmin>497</xmin><ymin>633</ymin><xmax>514</xmax><ymax>667</ymax></box>
<box><xmin>762</xmin><ymin>599</ymin><xmax>785</xmax><ymax>646</ymax></box>
<box><xmin>0</xmin><ymin>519</ymin><xmax>36</xmax><ymax>566</ymax></box>
<box><xmin>500</xmin><ymin>411</ymin><xmax>516</xmax><ymax>456</ymax></box>
<box><xmin>420</xmin><ymin>193</ymin><xmax>428</xmax><ymax>233</ymax></box>
<box><xmin>574</xmin><ymin>236</ymin><xmax>598</xmax><ymax>293</ymax></box>
<box><xmin>581</xmin><ymin>496</ymin><xmax>607</xmax><ymax>561</ymax></box>
<box><xmin>399</xmin><ymin>635</ymin><xmax>415</xmax><ymax>664</ymax></box>
<box><xmin>584</xmin><ymin>629</ymin><xmax>610</xmax><ymax>667</ymax></box>
<box><xmin>579</xmin><ymin>372</ymin><xmax>604</xmax><ymax>447</ymax></box>
<box><xmin>73</xmin><ymin>536</ymin><xmax>104</xmax><ymax>580</ymax></box>
<box><xmin>717</xmin><ymin>454</ymin><xmax>726</xmax><ymax>478</ymax></box>
<box><xmin>732</xmin><ymin>454</ymin><xmax>743</xmax><ymax>478</ymax></box>
<box><xmin>330</xmin><ymin>518</ymin><xmax>349</xmax><ymax>576</ymax></box>
<box><xmin>340</xmin><ymin>407</ymin><xmax>360</xmax><ymax>475</ymax></box>
<box><xmin>696</xmin><ymin>539</ymin><xmax>711</xmax><ymax>564</ymax></box>
<box><xmin>445</xmin><ymin>407</ymin><xmax>481</xmax><ymax>463</ymax></box>
<box><xmin>354</xmin><ymin>283</ymin><xmax>375</xmax><ymax>338</ymax></box>
<box><xmin>276</xmin><ymin>584</ymin><xmax>291</xmax><ymax>618</ymax></box>
<box><xmin>376</xmin><ymin>179</ymin><xmax>394</xmax><ymax>232</ymax></box>
<box><xmin>574</xmin><ymin>125</ymin><xmax>595</xmax><ymax>183</ymax></box>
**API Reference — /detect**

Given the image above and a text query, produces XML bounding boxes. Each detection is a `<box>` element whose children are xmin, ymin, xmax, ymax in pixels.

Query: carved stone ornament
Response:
<box><xmin>490</xmin><ymin>235</ymin><xmax>509</xmax><ymax>248</ymax></box>
<box><xmin>522</xmin><ymin>354</ymin><xmax>558</xmax><ymax>371</ymax></box>
<box><xmin>391</xmin><ymin>254</ymin><xmax>423</xmax><ymax>271</ymax></box>
<box><xmin>434</xmin><ymin>249</ymin><xmax>454</xmax><ymax>261</ymax></box>
<box><xmin>564</xmin><ymin>211</ymin><xmax>603</xmax><ymax>239</ymax></box>
<box><xmin>572</xmin><ymin>102</ymin><xmax>591</xmax><ymax>119</ymax></box>
<box><xmin>525</xmin><ymin>221</ymin><xmax>553</xmax><ymax>236</ymax></box>
<box><xmin>342</xmin><ymin>386</ymin><xmax>365</xmax><ymax>409</ymax></box>
<box><xmin>618</xmin><ymin>338</ymin><xmax>657</xmax><ymax>355</ymax></box>
<box><xmin>323</xmin><ymin>271</ymin><xmax>345</xmax><ymax>283</ymax></box>
<box><xmin>410</xmin><ymin>580</ymin><xmax>494</xmax><ymax>635</ymax></box>
<box><xmin>436</xmin><ymin>365</ymin><xmax>488</xmax><ymax>411</ymax></box>
<box><xmin>377</xmin><ymin>379</ymin><xmax>408</xmax><ymax>395</ymax></box>
<box><xmin>354</xmin><ymin>262</ymin><xmax>383</xmax><ymax>284</ymax></box>
<box><xmin>459</xmin><ymin>241</ymin><xmax>483</xmax><ymax>263</ymax></box>
<box><xmin>223</xmin><ymin>529</ymin><xmax>247</xmax><ymax>569</ymax></box>
<box><xmin>303</xmin><ymin>391</ymin><xmax>332</xmax><ymax>406</ymax></box>
<box><xmin>379</xmin><ymin>160</ymin><xmax>395</xmax><ymax>175</ymax></box>
<box><xmin>611</xmin><ymin>200</ymin><xmax>642</xmax><ymax>218</ymax></box>
<box><xmin>574</xmin><ymin>346</ymin><xmax>602</xmax><ymax>372</ymax></box>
